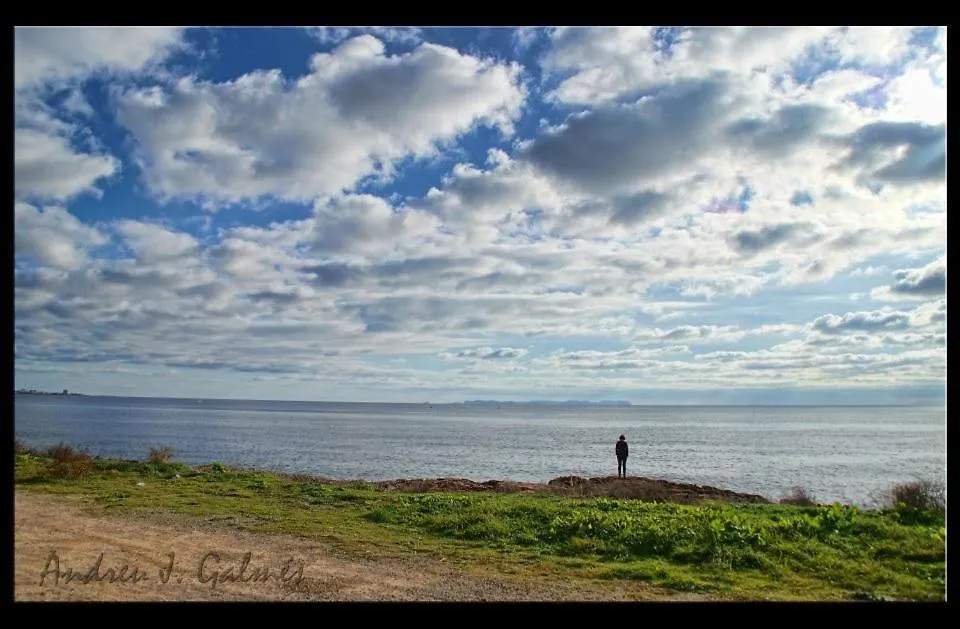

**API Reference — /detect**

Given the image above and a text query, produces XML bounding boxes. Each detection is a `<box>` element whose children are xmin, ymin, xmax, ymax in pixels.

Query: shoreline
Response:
<box><xmin>14</xmin><ymin>449</ymin><xmax>946</xmax><ymax>601</ymax></box>
<box><xmin>16</xmin><ymin>440</ymin><xmax>924</xmax><ymax>509</ymax></box>
<box><xmin>269</xmin><ymin>471</ymin><xmax>772</xmax><ymax>505</ymax></box>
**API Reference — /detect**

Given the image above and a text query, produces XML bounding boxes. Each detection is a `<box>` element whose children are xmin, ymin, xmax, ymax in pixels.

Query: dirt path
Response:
<box><xmin>15</xmin><ymin>491</ymin><xmax>707</xmax><ymax>601</ymax></box>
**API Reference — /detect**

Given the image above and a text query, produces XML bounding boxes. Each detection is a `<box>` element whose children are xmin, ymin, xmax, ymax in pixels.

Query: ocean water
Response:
<box><xmin>14</xmin><ymin>394</ymin><xmax>945</xmax><ymax>507</ymax></box>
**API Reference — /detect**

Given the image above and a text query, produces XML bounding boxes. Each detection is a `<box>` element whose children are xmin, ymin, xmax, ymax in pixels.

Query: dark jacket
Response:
<box><xmin>616</xmin><ymin>440</ymin><xmax>628</xmax><ymax>459</ymax></box>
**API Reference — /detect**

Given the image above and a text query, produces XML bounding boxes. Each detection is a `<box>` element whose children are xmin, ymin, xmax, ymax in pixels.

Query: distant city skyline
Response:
<box><xmin>14</xmin><ymin>27</ymin><xmax>946</xmax><ymax>405</ymax></box>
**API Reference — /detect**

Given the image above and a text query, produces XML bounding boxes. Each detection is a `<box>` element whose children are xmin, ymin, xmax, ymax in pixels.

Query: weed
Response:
<box><xmin>148</xmin><ymin>446</ymin><xmax>174</xmax><ymax>464</ymax></box>
<box><xmin>889</xmin><ymin>480</ymin><xmax>945</xmax><ymax>512</ymax></box>
<box><xmin>780</xmin><ymin>486</ymin><xmax>817</xmax><ymax>507</ymax></box>
<box><xmin>44</xmin><ymin>442</ymin><xmax>94</xmax><ymax>479</ymax></box>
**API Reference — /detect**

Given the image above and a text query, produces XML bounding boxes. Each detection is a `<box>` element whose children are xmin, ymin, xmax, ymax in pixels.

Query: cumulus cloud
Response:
<box><xmin>115</xmin><ymin>36</ymin><xmax>525</xmax><ymax>205</ymax></box>
<box><xmin>871</xmin><ymin>258</ymin><xmax>946</xmax><ymax>300</ymax></box>
<box><xmin>444</xmin><ymin>347</ymin><xmax>529</xmax><ymax>360</ymax></box>
<box><xmin>726</xmin><ymin>104</ymin><xmax>838</xmax><ymax>157</ymax></box>
<box><xmin>14</xmin><ymin>26</ymin><xmax>184</xmax><ymax>89</ymax></box>
<box><xmin>114</xmin><ymin>220</ymin><xmax>201</xmax><ymax>263</ymax></box>
<box><xmin>15</xmin><ymin>127</ymin><xmax>119</xmax><ymax>201</ymax></box>
<box><xmin>542</xmin><ymin>27</ymin><xmax>920</xmax><ymax>106</ymax></box>
<box><xmin>14</xmin><ymin>28</ymin><xmax>184</xmax><ymax>202</ymax></box>
<box><xmin>633</xmin><ymin>324</ymin><xmax>746</xmax><ymax>344</ymax></box>
<box><xmin>728</xmin><ymin>222</ymin><xmax>820</xmax><ymax>257</ymax></box>
<box><xmin>521</xmin><ymin>78</ymin><xmax>730</xmax><ymax>195</ymax></box>
<box><xmin>308</xmin><ymin>27</ymin><xmax>423</xmax><ymax>46</ymax></box>
<box><xmin>811</xmin><ymin>308</ymin><xmax>912</xmax><ymax>334</ymax></box>
<box><xmin>13</xmin><ymin>27</ymin><xmax>947</xmax><ymax>401</ymax></box>
<box><xmin>837</xmin><ymin>121</ymin><xmax>946</xmax><ymax>186</ymax></box>
<box><xmin>62</xmin><ymin>89</ymin><xmax>95</xmax><ymax>117</ymax></box>
<box><xmin>15</xmin><ymin>203</ymin><xmax>109</xmax><ymax>270</ymax></box>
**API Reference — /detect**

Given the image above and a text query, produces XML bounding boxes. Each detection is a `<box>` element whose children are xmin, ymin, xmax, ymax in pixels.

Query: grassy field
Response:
<box><xmin>14</xmin><ymin>450</ymin><xmax>946</xmax><ymax>601</ymax></box>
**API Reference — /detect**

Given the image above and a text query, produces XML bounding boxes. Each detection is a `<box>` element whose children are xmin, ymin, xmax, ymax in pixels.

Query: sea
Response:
<box><xmin>14</xmin><ymin>394</ymin><xmax>946</xmax><ymax>507</ymax></box>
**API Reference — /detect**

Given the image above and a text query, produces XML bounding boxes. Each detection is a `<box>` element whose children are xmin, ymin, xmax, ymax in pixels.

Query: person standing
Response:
<box><xmin>615</xmin><ymin>434</ymin><xmax>628</xmax><ymax>478</ymax></box>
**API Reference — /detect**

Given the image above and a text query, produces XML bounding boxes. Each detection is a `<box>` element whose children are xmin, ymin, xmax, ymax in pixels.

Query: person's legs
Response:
<box><xmin>617</xmin><ymin>458</ymin><xmax>624</xmax><ymax>478</ymax></box>
<box><xmin>622</xmin><ymin>457</ymin><xmax>626</xmax><ymax>477</ymax></box>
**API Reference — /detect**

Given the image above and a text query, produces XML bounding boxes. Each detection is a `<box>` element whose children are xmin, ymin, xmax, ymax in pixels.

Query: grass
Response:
<box><xmin>14</xmin><ymin>451</ymin><xmax>946</xmax><ymax>601</ymax></box>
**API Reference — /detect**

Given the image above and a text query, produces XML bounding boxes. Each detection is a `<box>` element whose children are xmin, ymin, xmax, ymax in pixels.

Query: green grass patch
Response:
<box><xmin>14</xmin><ymin>453</ymin><xmax>945</xmax><ymax>601</ymax></box>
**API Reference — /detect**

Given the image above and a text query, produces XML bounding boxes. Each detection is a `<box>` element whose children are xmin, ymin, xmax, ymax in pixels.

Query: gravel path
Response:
<box><xmin>15</xmin><ymin>491</ymin><xmax>710</xmax><ymax>602</ymax></box>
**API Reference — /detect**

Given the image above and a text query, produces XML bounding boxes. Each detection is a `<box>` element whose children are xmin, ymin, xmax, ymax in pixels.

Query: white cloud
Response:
<box><xmin>15</xmin><ymin>203</ymin><xmax>108</xmax><ymax>270</ymax></box>
<box><xmin>114</xmin><ymin>220</ymin><xmax>201</xmax><ymax>264</ymax></box>
<box><xmin>14</xmin><ymin>27</ymin><xmax>184</xmax><ymax>202</ymax></box>
<box><xmin>542</xmin><ymin>26</ymin><xmax>833</xmax><ymax>105</ymax></box>
<box><xmin>62</xmin><ymin>89</ymin><xmax>95</xmax><ymax>117</ymax></box>
<box><xmin>442</xmin><ymin>347</ymin><xmax>529</xmax><ymax>360</ymax></box>
<box><xmin>12</xmin><ymin>27</ymin><xmax>947</xmax><ymax>401</ymax></box>
<box><xmin>308</xmin><ymin>27</ymin><xmax>423</xmax><ymax>46</ymax></box>
<box><xmin>871</xmin><ymin>257</ymin><xmax>946</xmax><ymax>300</ymax></box>
<box><xmin>14</xmin><ymin>26</ymin><xmax>183</xmax><ymax>90</ymax></box>
<box><xmin>15</xmin><ymin>127</ymin><xmax>119</xmax><ymax>201</ymax></box>
<box><xmin>115</xmin><ymin>35</ymin><xmax>525</xmax><ymax>205</ymax></box>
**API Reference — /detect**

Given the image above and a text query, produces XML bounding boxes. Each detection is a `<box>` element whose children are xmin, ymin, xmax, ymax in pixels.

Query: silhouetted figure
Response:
<box><xmin>616</xmin><ymin>434</ymin><xmax>628</xmax><ymax>478</ymax></box>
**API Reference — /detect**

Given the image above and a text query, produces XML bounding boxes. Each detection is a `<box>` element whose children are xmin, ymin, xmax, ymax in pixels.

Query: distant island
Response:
<box><xmin>15</xmin><ymin>388</ymin><xmax>87</xmax><ymax>397</ymax></box>
<box><xmin>463</xmin><ymin>400</ymin><xmax>632</xmax><ymax>407</ymax></box>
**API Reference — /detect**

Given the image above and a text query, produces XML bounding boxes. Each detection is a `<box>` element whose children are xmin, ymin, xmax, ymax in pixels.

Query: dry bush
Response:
<box><xmin>780</xmin><ymin>486</ymin><xmax>818</xmax><ymax>507</ymax></box>
<box><xmin>889</xmin><ymin>479</ymin><xmax>945</xmax><ymax>511</ymax></box>
<box><xmin>46</xmin><ymin>442</ymin><xmax>90</xmax><ymax>463</ymax></box>
<box><xmin>43</xmin><ymin>443</ymin><xmax>93</xmax><ymax>479</ymax></box>
<box><xmin>50</xmin><ymin>459</ymin><xmax>93</xmax><ymax>479</ymax></box>
<box><xmin>14</xmin><ymin>439</ymin><xmax>43</xmax><ymax>456</ymax></box>
<box><xmin>148</xmin><ymin>446</ymin><xmax>174</xmax><ymax>463</ymax></box>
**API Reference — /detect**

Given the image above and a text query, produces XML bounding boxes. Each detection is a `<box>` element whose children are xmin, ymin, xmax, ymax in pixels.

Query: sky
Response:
<box><xmin>13</xmin><ymin>26</ymin><xmax>947</xmax><ymax>405</ymax></box>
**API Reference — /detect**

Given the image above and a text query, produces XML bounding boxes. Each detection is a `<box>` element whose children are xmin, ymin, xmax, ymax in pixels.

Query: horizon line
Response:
<box><xmin>13</xmin><ymin>391</ymin><xmax>944</xmax><ymax>408</ymax></box>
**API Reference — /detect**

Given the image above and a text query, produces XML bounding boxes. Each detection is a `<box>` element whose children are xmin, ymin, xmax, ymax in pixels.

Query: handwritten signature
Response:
<box><xmin>39</xmin><ymin>550</ymin><xmax>305</xmax><ymax>588</ymax></box>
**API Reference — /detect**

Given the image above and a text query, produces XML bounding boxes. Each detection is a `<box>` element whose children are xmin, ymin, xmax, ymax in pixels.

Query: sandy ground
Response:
<box><xmin>15</xmin><ymin>491</ymin><xmax>708</xmax><ymax>602</ymax></box>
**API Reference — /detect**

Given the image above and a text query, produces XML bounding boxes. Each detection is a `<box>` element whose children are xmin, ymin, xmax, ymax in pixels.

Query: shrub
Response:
<box><xmin>14</xmin><ymin>439</ymin><xmax>43</xmax><ymax>457</ymax></box>
<box><xmin>210</xmin><ymin>462</ymin><xmax>229</xmax><ymax>475</ymax></box>
<box><xmin>780</xmin><ymin>486</ymin><xmax>817</xmax><ymax>507</ymax></box>
<box><xmin>43</xmin><ymin>442</ymin><xmax>93</xmax><ymax>479</ymax></box>
<box><xmin>50</xmin><ymin>458</ymin><xmax>93</xmax><ymax>479</ymax></box>
<box><xmin>889</xmin><ymin>479</ymin><xmax>945</xmax><ymax>511</ymax></box>
<box><xmin>46</xmin><ymin>442</ymin><xmax>90</xmax><ymax>464</ymax></box>
<box><xmin>148</xmin><ymin>446</ymin><xmax>174</xmax><ymax>464</ymax></box>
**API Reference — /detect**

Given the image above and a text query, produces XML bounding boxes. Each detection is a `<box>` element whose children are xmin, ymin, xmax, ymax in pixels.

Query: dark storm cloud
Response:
<box><xmin>889</xmin><ymin>263</ymin><xmax>945</xmax><ymax>296</ymax></box>
<box><xmin>729</xmin><ymin>222</ymin><xmax>814</xmax><ymax>256</ymax></box>
<box><xmin>571</xmin><ymin>190</ymin><xmax>673</xmax><ymax>227</ymax></box>
<box><xmin>726</xmin><ymin>104</ymin><xmax>834</xmax><ymax>156</ymax></box>
<box><xmin>301</xmin><ymin>262</ymin><xmax>360</xmax><ymax>287</ymax></box>
<box><xmin>521</xmin><ymin>78</ymin><xmax>727</xmax><ymax>193</ymax></box>
<box><xmin>840</xmin><ymin>121</ymin><xmax>945</xmax><ymax>185</ymax></box>
<box><xmin>247</xmin><ymin>290</ymin><xmax>304</xmax><ymax>305</ymax></box>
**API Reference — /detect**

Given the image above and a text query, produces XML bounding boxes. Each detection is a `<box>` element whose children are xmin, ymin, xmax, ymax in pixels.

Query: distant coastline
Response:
<box><xmin>13</xmin><ymin>392</ymin><xmax>934</xmax><ymax>407</ymax></box>
<box><xmin>463</xmin><ymin>400</ymin><xmax>632</xmax><ymax>407</ymax></box>
<box><xmin>15</xmin><ymin>389</ymin><xmax>87</xmax><ymax>397</ymax></box>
